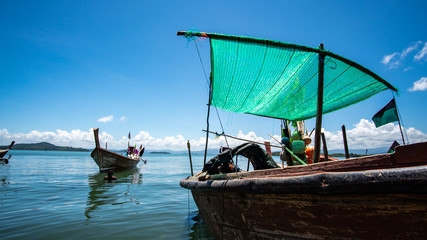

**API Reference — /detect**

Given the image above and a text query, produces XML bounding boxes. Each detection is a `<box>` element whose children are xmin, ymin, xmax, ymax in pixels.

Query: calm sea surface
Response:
<box><xmin>0</xmin><ymin>150</ymin><xmax>217</xmax><ymax>240</ymax></box>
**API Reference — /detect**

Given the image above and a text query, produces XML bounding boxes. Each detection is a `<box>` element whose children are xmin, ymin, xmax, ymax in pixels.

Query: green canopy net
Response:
<box><xmin>181</xmin><ymin>31</ymin><xmax>397</xmax><ymax>120</ymax></box>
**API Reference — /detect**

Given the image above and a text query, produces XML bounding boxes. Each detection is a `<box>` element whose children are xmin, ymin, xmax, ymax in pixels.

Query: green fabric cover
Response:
<box><xmin>195</xmin><ymin>32</ymin><xmax>398</xmax><ymax>120</ymax></box>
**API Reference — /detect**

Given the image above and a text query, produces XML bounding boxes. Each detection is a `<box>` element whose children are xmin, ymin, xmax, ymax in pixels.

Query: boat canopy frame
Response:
<box><xmin>178</xmin><ymin>30</ymin><xmax>398</xmax><ymax>164</ymax></box>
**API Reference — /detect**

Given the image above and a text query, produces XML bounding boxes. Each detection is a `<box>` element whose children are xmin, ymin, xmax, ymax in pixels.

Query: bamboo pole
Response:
<box><xmin>204</xmin><ymin>130</ymin><xmax>281</xmax><ymax>148</ymax></box>
<box><xmin>314</xmin><ymin>43</ymin><xmax>325</xmax><ymax>163</ymax></box>
<box><xmin>203</xmin><ymin>130</ymin><xmax>307</xmax><ymax>165</ymax></box>
<box><xmin>187</xmin><ymin>140</ymin><xmax>194</xmax><ymax>176</ymax></box>
<box><xmin>203</xmin><ymin>77</ymin><xmax>213</xmax><ymax>165</ymax></box>
<box><xmin>267</xmin><ymin>134</ymin><xmax>307</xmax><ymax>166</ymax></box>
<box><xmin>342</xmin><ymin>125</ymin><xmax>350</xmax><ymax>159</ymax></box>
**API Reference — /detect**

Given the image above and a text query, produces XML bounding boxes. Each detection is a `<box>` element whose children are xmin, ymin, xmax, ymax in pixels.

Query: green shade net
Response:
<box><xmin>183</xmin><ymin>32</ymin><xmax>397</xmax><ymax>120</ymax></box>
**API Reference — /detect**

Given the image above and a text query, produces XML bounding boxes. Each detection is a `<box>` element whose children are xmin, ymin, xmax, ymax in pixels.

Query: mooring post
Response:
<box><xmin>342</xmin><ymin>125</ymin><xmax>350</xmax><ymax>159</ymax></box>
<box><xmin>187</xmin><ymin>140</ymin><xmax>194</xmax><ymax>176</ymax></box>
<box><xmin>321</xmin><ymin>132</ymin><xmax>328</xmax><ymax>161</ymax></box>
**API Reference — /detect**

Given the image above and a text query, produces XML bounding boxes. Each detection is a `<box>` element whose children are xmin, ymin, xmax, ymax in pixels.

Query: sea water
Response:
<box><xmin>0</xmin><ymin>150</ymin><xmax>215</xmax><ymax>240</ymax></box>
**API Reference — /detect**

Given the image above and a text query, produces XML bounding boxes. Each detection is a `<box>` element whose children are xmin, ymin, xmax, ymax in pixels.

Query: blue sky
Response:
<box><xmin>1</xmin><ymin>1</ymin><xmax>426</xmax><ymax>151</ymax></box>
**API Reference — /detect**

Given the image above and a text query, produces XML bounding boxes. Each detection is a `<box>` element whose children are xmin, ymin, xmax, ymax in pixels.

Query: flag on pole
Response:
<box><xmin>372</xmin><ymin>99</ymin><xmax>399</xmax><ymax>127</ymax></box>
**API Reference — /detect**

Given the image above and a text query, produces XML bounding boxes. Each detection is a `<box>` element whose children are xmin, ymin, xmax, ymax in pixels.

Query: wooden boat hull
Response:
<box><xmin>181</xmin><ymin>142</ymin><xmax>427</xmax><ymax>239</ymax></box>
<box><xmin>0</xmin><ymin>150</ymin><xmax>9</xmax><ymax>159</ymax></box>
<box><xmin>0</xmin><ymin>141</ymin><xmax>15</xmax><ymax>159</ymax></box>
<box><xmin>190</xmin><ymin>189</ymin><xmax>427</xmax><ymax>240</ymax></box>
<box><xmin>91</xmin><ymin>147</ymin><xmax>140</xmax><ymax>170</ymax></box>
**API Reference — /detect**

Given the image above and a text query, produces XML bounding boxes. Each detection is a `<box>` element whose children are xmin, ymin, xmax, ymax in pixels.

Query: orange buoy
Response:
<box><xmin>306</xmin><ymin>146</ymin><xmax>314</xmax><ymax>164</ymax></box>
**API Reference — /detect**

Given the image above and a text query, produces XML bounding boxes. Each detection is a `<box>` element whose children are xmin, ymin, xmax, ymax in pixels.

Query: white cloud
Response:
<box><xmin>119</xmin><ymin>116</ymin><xmax>126</xmax><ymax>121</ymax></box>
<box><xmin>409</xmin><ymin>77</ymin><xmax>427</xmax><ymax>92</ymax></box>
<box><xmin>97</xmin><ymin>115</ymin><xmax>113</xmax><ymax>123</ymax></box>
<box><xmin>321</xmin><ymin>119</ymin><xmax>427</xmax><ymax>150</ymax></box>
<box><xmin>382</xmin><ymin>52</ymin><xmax>398</xmax><ymax>65</ymax></box>
<box><xmin>401</xmin><ymin>41</ymin><xmax>422</xmax><ymax>59</ymax></box>
<box><xmin>0</xmin><ymin>129</ymin><xmax>95</xmax><ymax>148</ymax></box>
<box><xmin>414</xmin><ymin>42</ymin><xmax>427</xmax><ymax>61</ymax></box>
<box><xmin>1</xmin><ymin>120</ymin><xmax>426</xmax><ymax>152</ymax></box>
<box><xmin>382</xmin><ymin>41</ymin><xmax>425</xmax><ymax>69</ymax></box>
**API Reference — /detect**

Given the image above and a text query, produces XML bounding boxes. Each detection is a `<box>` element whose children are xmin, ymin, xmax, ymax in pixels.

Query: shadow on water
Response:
<box><xmin>187</xmin><ymin>211</ymin><xmax>215</xmax><ymax>240</ymax></box>
<box><xmin>85</xmin><ymin>168</ymin><xmax>142</xmax><ymax>220</ymax></box>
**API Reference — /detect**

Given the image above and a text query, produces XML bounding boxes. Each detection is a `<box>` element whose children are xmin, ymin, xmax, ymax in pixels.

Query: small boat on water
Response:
<box><xmin>0</xmin><ymin>141</ymin><xmax>15</xmax><ymax>164</ymax></box>
<box><xmin>91</xmin><ymin>128</ymin><xmax>145</xmax><ymax>172</ymax></box>
<box><xmin>178</xmin><ymin>31</ymin><xmax>427</xmax><ymax>239</ymax></box>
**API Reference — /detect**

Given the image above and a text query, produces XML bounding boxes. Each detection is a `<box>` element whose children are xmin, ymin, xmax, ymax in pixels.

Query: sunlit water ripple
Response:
<box><xmin>0</xmin><ymin>150</ymin><xmax>214</xmax><ymax>240</ymax></box>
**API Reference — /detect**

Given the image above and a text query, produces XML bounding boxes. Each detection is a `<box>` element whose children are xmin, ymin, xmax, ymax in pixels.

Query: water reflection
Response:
<box><xmin>85</xmin><ymin>168</ymin><xmax>143</xmax><ymax>220</ymax></box>
<box><xmin>0</xmin><ymin>165</ymin><xmax>10</xmax><ymax>184</ymax></box>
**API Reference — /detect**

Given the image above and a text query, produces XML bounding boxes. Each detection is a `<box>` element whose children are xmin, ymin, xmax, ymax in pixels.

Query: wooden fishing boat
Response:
<box><xmin>0</xmin><ymin>141</ymin><xmax>15</xmax><ymax>164</ymax></box>
<box><xmin>182</xmin><ymin>142</ymin><xmax>427</xmax><ymax>239</ymax></box>
<box><xmin>91</xmin><ymin>128</ymin><xmax>145</xmax><ymax>171</ymax></box>
<box><xmin>178</xmin><ymin>31</ymin><xmax>427</xmax><ymax>239</ymax></box>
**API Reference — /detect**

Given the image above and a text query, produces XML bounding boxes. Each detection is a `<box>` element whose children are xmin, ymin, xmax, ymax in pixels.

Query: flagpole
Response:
<box><xmin>393</xmin><ymin>96</ymin><xmax>406</xmax><ymax>145</ymax></box>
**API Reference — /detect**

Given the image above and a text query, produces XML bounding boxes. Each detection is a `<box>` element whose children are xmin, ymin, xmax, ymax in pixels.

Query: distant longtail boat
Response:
<box><xmin>91</xmin><ymin>128</ymin><xmax>145</xmax><ymax>172</ymax></box>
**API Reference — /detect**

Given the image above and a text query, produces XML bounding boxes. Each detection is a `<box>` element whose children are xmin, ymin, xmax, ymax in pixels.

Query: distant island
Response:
<box><xmin>0</xmin><ymin>142</ymin><xmax>90</xmax><ymax>152</ymax></box>
<box><xmin>328</xmin><ymin>153</ymin><xmax>366</xmax><ymax>158</ymax></box>
<box><xmin>272</xmin><ymin>151</ymin><xmax>366</xmax><ymax>158</ymax></box>
<box><xmin>149</xmin><ymin>151</ymin><xmax>170</xmax><ymax>154</ymax></box>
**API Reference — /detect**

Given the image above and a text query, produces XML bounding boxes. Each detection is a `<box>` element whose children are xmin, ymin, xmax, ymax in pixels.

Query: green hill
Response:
<box><xmin>0</xmin><ymin>142</ymin><xmax>90</xmax><ymax>152</ymax></box>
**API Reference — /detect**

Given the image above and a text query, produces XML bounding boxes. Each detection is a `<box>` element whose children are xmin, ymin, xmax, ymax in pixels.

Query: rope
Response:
<box><xmin>187</xmin><ymin>190</ymin><xmax>191</xmax><ymax>229</ymax></box>
<box><xmin>215</xmin><ymin>108</ymin><xmax>229</xmax><ymax>148</ymax></box>
<box><xmin>193</xmin><ymin>41</ymin><xmax>210</xmax><ymax>95</ymax></box>
<box><xmin>193</xmin><ymin>36</ymin><xmax>234</xmax><ymax>172</ymax></box>
<box><xmin>193</xmin><ymin>36</ymin><xmax>230</xmax><ymax>149</ymax></box>
<box><xmin>192</xmin><ymin>34</ymin><xmax>243</xmax><ymax>178</ymax></box>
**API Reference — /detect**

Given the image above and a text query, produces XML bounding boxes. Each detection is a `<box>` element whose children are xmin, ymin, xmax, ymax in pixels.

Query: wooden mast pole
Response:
<box><xmin>314</xmin><ymin>44</ymin><xmax>325</xmax><ymax>163</ymax></box>
<box><xmin>203</xmin><ymin>76</ymin><xmax>213</xmax><ymax>166</ymax></box>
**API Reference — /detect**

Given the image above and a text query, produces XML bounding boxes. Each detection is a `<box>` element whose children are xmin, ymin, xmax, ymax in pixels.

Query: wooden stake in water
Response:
<box><xmin>342</xmin><ymin>125</ymin><xmax>350</xmax><ymax>159</ymax></box>
<box><xmin>187</xmin><ymin>140</ymin><xmax>194</xmax><ymax>176</ymax></box>
<box><xmin>321</xmin><ymin>132</ymin><xmax>328</xmax><ymax>161</ymax></box>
